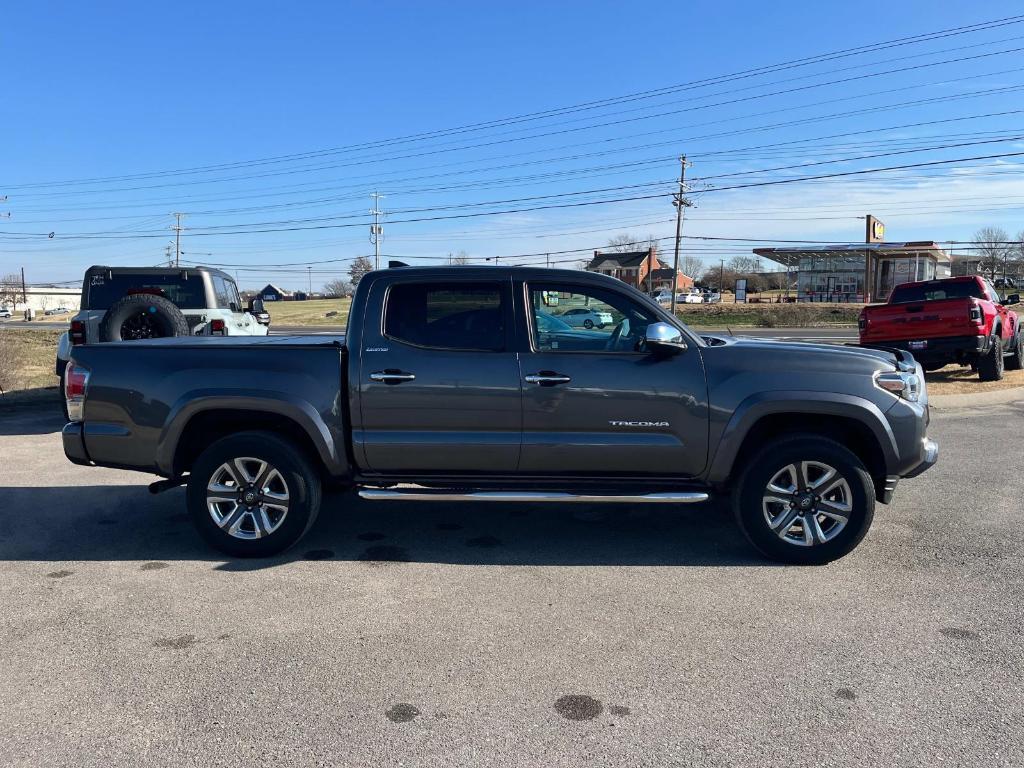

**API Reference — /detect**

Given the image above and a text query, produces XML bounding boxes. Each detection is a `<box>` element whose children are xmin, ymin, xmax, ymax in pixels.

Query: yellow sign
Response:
<box><xmin>866</xmin><ymin>215</ymin><xmax>885</xmax><ymax>243</ymax></box>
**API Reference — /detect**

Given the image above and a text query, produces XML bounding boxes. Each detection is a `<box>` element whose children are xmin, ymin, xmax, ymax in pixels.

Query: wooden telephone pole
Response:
<box><xmin>670</xmin><ymin>155</ymin><xmax>692</xmax><ymax>315</ymax></box>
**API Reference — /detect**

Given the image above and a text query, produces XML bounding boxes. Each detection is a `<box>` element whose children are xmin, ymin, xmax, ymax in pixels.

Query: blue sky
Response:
<box><xmin>4</xmin><ymin>1</ymin><xmax>1024</xmax><ymax>288</ymax></box>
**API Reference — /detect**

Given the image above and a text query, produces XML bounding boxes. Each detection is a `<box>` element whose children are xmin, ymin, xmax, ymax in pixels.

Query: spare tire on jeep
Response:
<box><xmin>98</xmin><ymin>293</ymin><xmax>189</xmax><ymax>342</ymax></box>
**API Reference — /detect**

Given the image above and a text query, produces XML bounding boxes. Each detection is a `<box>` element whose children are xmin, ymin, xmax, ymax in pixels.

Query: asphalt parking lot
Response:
<box><xmin>1</xmin><ymin>400</ymin><xmax>1022</xmax><ymax>767</ymax></box>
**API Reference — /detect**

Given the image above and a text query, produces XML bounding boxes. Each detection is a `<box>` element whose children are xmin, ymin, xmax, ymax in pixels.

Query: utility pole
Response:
<box><xmin>307</xmin><ymin>266</ymin><xmax>312</xmax><ymax>295</ymax></box>
<box><xmin>669</xmin><ymin>155</ymin><xmax>692</xmax><ymax>315</ymax></box>
<box><xmin>720</xmin><ymin>259</ymin><xmax>725</xmax><ymax>300</ymax></box>
<box><xmin>164</xmin><ymin>244</ymin><xmax>174</xmax><ymax>267</ymax></box>
<box><xmin>546</xmin><ymin>253</ymin><xmax>551</xmax><ymax>268</ymax></box>
<box><xmin>370</xmin><ymin>192</ymin><xmax>385</xmax><ymax>270</ymax></box>
<box><xmin>172</xmin><ymin>213</ymin><xmax>186</xmax><ymax>267</ymax></box>
<box><xmin>21</xmin><ymin>266</ymin><xmax>27</xmax><ymax>306</ymax></box>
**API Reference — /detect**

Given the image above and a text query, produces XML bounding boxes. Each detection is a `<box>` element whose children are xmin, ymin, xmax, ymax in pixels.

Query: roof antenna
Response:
<box><xmin>727</xmin><ymin>325</ymin><xmax>734</xmax><ymax>337</ymax></box>
<box><xmin>388</xmin><ymin>260</ymin><xmax>409</xmax><ymax>268</ymax></box>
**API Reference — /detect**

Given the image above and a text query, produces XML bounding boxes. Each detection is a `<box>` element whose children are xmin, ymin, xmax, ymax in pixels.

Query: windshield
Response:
<box><xmin>889</xmin><ymin>281</ymin><xmax>985</xmax><ymax>303</ymax></box>
<box><xmin>84</xmin><ymin>272</ymin><xmax>208</xmax><ymax>310</ymax></box>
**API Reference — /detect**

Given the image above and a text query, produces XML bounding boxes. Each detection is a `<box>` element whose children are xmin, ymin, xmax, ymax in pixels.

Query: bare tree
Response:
<box><xmin>323</xmin><ymin>278</ymin><xmax>352</xmax><ymax>297</ymax></box>
<box><xmin>450</xmin><ymin>251</ymin><xmax>470</xmax><ymax>265</ymax></box>
<box><xmin>348</xmin><ymin>256</ymin><xmax>374</xmax><ymax>286</ymax></box>
<box><xmin>972</xmin><ymin>226</ymin><xmax>1011</xmax><ymax>279</ymax></box>
<box><xmin>606</xmin><ymin>233</ymin><xmax>658</xmax><ymax>253</ymax></box>
<box><xmin>0</xmin><ymin>273</ymin><xmax>21</xmax><ymax>308</ymax></box>
<box><xmin>680</xmin><ymin>255</ymin><xmax>704</xmax><ymax>279</ymax></box>
<box><xmin>728</xmin><ymin>256</ymin><xmax>763</xmax><ymax>274</ymax></box>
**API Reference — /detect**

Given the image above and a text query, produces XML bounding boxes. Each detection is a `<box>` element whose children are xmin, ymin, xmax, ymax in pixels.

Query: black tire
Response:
<box><xmin>977</xmin><ymin>335</ymin><xmax>1004</xmax><ymax>381</ymax></box>
<box><xmin>98</xmin><ymin>294</ymin><xmax>189</xmax><ymax>342</ymax></box>
<box><xmin>186</xmin><ymin>431</ymin><xmax>322</xmax><ymax>558</ymax></box>
<box><xmin>732</xmin><ymin>434</ymin><xmax>875</xmax><ymax>565</ymax></box>
<box><xmin>583</xmin><ymin>319</ymin><xmax>594</xmax><ymax>329</ymax></box>
<box><xmin>1005</xmin><ymin>333</ymin><xmax>1023</xmax><ymax>371</ymax></box>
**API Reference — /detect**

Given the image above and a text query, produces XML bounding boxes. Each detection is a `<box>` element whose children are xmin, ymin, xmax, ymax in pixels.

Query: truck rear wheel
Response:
<box><xmin>977</xmin><ymin>335</ymin><xmax>1004</xmax><ymax>381</ymax></box>
<box><xmin>732</xmin><ymin>435</ymin><xmax>875</xmax><ymax>565</ymax></box>
<box><xmin>186</xmin><ymin>431</ymin><xmax>322</xmax><ymax>558</ymax></box>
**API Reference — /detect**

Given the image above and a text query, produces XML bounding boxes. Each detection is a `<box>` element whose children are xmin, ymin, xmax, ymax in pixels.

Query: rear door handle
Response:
<box><xmin>524</xmin><ymin>372</ymin><xmax>571</xmax><ymax>386</ymax></box>
<box><xmin>370</xmin><ymin>370</ymin><xmax>416</xmax><ymax>384</ymax></box>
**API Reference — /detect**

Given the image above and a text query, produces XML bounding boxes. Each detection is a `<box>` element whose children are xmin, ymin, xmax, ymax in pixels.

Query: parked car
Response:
<box><xmin>63</xmin><ymin>266</ymin><xmax>936</xmax><ymax>565</ymax></box>
<box><xmin>558</xmin><ymin>307</ymin><xmax>614</xmax><ymax>329</ymax></box>
<box><xmin>678</xmin><ymin>291</ymin><xmax>703</xmax><ymax>304</ymax></box>
<box><xmin>858</xmin><ymin>275</ymin><xmax>1020</xmax><ymax>381</ymax></box>
<box><xmin>55</xmin><ymin>265</ymin><xmax>269</xmax><ymax>381</ymax></box>
<box><xmin>45</xmin><ymin>306</ymin><xmax>71</xmax><ymax>316</ymax></box>
<box><xmin>0</xmin><ymin>308</ymin><xmax>11</xmax><ymax>319</ymax></box>
<box><xmin>704</xmin><ymin>292</ymin><xmax>722</xmax><ymax>303</ymax></box>
<box><xmin>652</xmin><ymin>290</ymin><xmax>673</xmax><ymax>305</ymax></box>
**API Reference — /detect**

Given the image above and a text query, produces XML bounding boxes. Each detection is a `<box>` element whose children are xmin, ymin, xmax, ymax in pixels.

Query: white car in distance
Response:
<box><xmin>558</xmin><ymin>307</ymin><xmax>614</xmax><ymax>329</ymax></box>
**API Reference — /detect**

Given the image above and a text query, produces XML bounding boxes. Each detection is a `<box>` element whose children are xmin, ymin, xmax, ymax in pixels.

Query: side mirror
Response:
<box><xmin>645</xmin><ymin>322</ymin><xmax>687</xmax><ymax>354</ymax></box>
<box><xmin>1006</xmin><ymin>294</ymin><xmax>1020</xmax><ymax>306</ymax></box>
<box><xmin>248</xmin><ymin>297</ymin><xmax>265</xmax><ymax>313</ymax></box>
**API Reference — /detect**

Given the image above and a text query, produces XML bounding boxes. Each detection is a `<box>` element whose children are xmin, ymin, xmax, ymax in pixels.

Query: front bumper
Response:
<box><xmin>904</xmin><ymin>437</ymin><xmax>939</xmax><ymax>478</ymax></box>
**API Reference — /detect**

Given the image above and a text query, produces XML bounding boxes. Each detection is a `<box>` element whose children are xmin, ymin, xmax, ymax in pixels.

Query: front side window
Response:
<box><xmin>384</xmin><ymin>282</ymin><xmax>505</xmax><ymax>351</ymax></box>
<box><xmin>529</xmin><ymin>283</ymin><xmax>656</xmax><ymax>353</ymax></box>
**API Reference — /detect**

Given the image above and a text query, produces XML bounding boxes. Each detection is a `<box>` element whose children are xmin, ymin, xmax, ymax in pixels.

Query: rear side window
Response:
<box><xmin>384</xmin><ymin>282</ymin><xmax>505</xmax><ymax>351</ymax></box>
<box><xmin>211</xmin><ymin>276</ymin><xmax>238</xmax><ymax>310</ymax></box>
<box><xmin>85</xmin><ymin>272</ymin><xmax>207</xmax><ymax>310</ymax></box>
<box><xmin>889</xmin><ymin>281</ymin><xmax>985</xmax><ymax>303</ymax></box>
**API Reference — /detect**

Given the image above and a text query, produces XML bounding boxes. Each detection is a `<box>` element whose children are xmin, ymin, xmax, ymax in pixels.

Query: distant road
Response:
<box><xmin>1</xmin><ymin>319</ymin><xmax>859</xmax><ymax>344</ymax></box>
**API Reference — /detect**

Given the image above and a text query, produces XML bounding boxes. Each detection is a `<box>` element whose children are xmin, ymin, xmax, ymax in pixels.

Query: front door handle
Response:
<box><xmin>370</xmin><ymin>370</ymin><xmax>416</xmax><ymax>384</ymax></box>
<box><xmin>524</xmin><ymin>371</ymin><xmax>571</xmax><ymax>386</ymax></box>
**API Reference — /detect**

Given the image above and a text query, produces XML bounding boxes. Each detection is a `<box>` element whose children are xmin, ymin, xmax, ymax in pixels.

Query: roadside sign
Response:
<box><xmin>735</xmin><ymin>278</ymin><xmax>747</xmax><ymax>303</ymax></box>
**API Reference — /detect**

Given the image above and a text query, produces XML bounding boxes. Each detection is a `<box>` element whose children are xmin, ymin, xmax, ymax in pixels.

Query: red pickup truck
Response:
<box><xmin>858</xmin><ymin>275</ymin><xmax>1021</xmax><ymax>381</ymax></box>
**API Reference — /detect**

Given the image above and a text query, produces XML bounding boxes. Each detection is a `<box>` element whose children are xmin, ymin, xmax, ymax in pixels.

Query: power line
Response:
<box><xmin>8</xmin><ymin>13</ymin><xmax>1024</xmax><ymax>190</ymax></box>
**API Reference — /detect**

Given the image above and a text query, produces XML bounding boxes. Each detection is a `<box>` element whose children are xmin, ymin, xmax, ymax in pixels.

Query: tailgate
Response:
<box><xmin>861</xmin><ymin>298</ymin><xmax>975</xmax><ymax>343</ymax></box>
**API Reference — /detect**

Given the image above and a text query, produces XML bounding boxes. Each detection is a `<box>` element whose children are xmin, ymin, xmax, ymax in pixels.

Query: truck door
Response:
<box><xmin>355</xmin><ymin>277</ymin><xmax>522</xmax><ymax>473</ymax></box>
<box><xmin>517</xmin><ymin>280</ymin><xmax>709</xmax><ymax>478</ymax></box>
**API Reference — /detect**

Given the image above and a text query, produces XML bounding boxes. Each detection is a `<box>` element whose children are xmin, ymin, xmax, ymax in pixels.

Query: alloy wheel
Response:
<box><xmin>761</xmin><ymin>461</ymin><xmax>852</xmax><ymax>547</ymax></box>
<box><xmin>206</xmin><ymin>457</ymin><xmax>290</xmax><ymax>540</ymax></box>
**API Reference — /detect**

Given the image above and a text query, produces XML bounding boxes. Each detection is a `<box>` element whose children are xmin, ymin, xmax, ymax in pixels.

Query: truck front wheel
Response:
<box><xmin>732</xmin><ymin>435</ymin><xmax>875</xmax><ymax>565</ymax></box>
<box><xmin>186</xmin><ymin>431</ymin><xmax>322</xmax><ymax>558</ymax></box>
<box><xmin>977</xmin><ymin>335</ymin><xmax>1004</xmax><ymax>381</ymax></box>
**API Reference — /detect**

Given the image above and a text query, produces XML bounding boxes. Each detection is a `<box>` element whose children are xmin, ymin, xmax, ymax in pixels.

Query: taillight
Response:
<box><xmin>210</xmin><ymin>318</ymin><xmax>226</xmax><ymax>335</ymax></box>
<box><xmin>969</xmin><ymin>301</ymin><xmax>983</xmax><ymax>324</ymax></box>
<box><xmin>70</xmin><ymin>319</ymin><xmax>86</xmax><ymax>345</ymax></box>
<box><xmin>858</xmin><ymin>313</ymin><xmax>867</xmax><ymax>332</ymax></box>
<box><xmin>64</xmin><ymin>362</ymin><xmax>90</xmax><ymax>422</ymax></box>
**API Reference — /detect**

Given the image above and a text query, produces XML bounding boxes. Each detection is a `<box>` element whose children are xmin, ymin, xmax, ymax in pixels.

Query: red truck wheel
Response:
<box><xmin>977</xmin><ymin>336</ymin><xmax>1004</xmax><ymax>382</ymax></box>
<box><xmin>1005</xmin><ymin>334</ymin><xmax>1024</xmax><ymax>371</ymax></box>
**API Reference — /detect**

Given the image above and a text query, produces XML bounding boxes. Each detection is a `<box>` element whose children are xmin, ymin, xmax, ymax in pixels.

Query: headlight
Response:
<box><xmin>875</xmin><ymin>370</ymin><xmax>921</xmax><ymax>402</ymax></box>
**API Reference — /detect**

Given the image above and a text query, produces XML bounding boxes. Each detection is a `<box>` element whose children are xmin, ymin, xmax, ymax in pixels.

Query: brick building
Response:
<box><xmin>586</xmin><ymin>247</ymin><xmax>694</xmax><ymax>293</ymax></box>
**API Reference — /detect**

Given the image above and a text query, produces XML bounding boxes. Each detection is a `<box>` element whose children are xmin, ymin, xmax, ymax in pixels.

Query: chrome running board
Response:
<box><xmin>357</xmin><ymin>488</ymin><xmax>709</xmax><ymax>504</ymax></box>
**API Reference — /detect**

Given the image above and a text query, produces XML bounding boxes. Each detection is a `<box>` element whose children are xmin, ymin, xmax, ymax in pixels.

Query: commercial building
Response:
<box><xmin>586</xmin><ymin>247</ymin><xmax>694</xmax><ymax>293</ymax></box>
<box><xmin>2</xmin><ymin>286</ymin><xmax>81</xmax><ymax>313</ymax></box>
<box><xmin>753</xmin><ymin>241</ymin><xmax>952</xmax><ymax>303</ymax></box>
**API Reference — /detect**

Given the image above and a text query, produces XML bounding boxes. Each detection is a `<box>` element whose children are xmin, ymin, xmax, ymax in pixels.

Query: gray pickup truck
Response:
<box><xmin>62</xmin><ymin>266</ymin><xmax>937</xmax><ymax>564</ymax></box>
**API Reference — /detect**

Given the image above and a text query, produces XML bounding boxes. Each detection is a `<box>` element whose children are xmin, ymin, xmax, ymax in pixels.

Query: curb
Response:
<box><xmin>929</xmin><ymin>386</ymin><xmax>1024</xmax><ymax>409</ymax></box>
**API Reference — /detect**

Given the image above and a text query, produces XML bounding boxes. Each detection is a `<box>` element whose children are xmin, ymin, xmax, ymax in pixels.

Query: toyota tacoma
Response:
<box><xmin>62</xmin><ymin>266</ymin><xmax>937</xmax><ymax>564</ymax></box>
